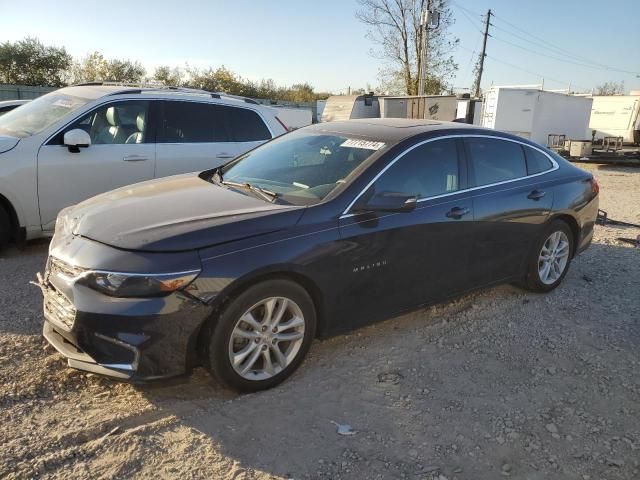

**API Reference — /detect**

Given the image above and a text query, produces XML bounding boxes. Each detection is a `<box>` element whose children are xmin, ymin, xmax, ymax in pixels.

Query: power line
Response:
<box><xmin>488</xmin><ymin>23</ymin><xmax>610</xmax><ymax>69</ymax></box>
<box><xmin>451</xmin><ymin>2</ymin><xmax>639</xmax><ymax>76</ymax></box>
<box><xmin>490</xmin><ymin>34</ymin><xmax>635</xmax><ymax>73</ymax></box>
<box><xmin>456</xmin><ymin>6</ymin><xmax>484</xmax><ymax>34</ymax></box>
<box><xmin>490</xmin><ymin>12</ymin><xmax>639</xmax><ymax>75</ymax></box>
<box><xmin>457</xmin><ymin>44</ymin><xmax>590</xmax><ymax>91</ymax></box>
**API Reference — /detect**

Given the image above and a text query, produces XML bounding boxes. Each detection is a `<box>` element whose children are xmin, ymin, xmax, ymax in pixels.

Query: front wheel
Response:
<box><xmin>525</xmin><ymin>220</ymin><xmax>574</xmax><ymax>292</ymax></box>
<box><xmin>202</xmin><ymin>279</ymin><xmax>316</xmax><ymax>392</ymax></box>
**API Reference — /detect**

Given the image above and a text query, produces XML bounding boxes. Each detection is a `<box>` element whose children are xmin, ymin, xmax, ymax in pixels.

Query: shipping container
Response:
<box><xmin>270</xmin><ymin>106</ymin><xmax>313</xmax><ymax>130</ymax></box>
<box><xmin>480</xmin><ymin>87</ymin><xmax>593</xmax><ymax>145</ymax></box>
<box><xmin>379</xmin><ymin>95</ymin><xmax>457</xmax><ymax>121</ymax></box>
<box><xmin>321</xmin><ymin>94</ymin><xmax>380</xmax><ymax>122</ymax></box>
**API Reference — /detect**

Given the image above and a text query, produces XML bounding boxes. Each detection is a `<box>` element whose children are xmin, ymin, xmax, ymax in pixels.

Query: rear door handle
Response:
<box><xmin>216</xmin><ymin>153</ymin><xmax>235</xmax><ymax>159</ymax></box>
<box><xmin>123</xmin><ymin>155</ymin><xmax>149</xmax><ymax>162</ymax></box>
<box><xmin>527</xmin><ymin>189</ymin><xmax>546</xmax><ymax>200</ymax></box>
<box><xmin>446</xmin><ymin>207</ymin><xmax>471</xmax><ymax>219</ymax></box>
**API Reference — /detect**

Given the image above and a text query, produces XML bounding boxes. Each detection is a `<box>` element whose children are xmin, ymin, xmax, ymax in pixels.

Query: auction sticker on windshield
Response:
<box><xmin>340</xmin><ymin>139</ymin><xmax>386</xmax><ymax>150</ymax></box>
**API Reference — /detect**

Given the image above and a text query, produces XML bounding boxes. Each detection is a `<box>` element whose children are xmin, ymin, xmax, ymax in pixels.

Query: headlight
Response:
<box><xmin>78</xmin><ymin>270</ymin><xmax>200</xmax><ymax>298</ymax></box>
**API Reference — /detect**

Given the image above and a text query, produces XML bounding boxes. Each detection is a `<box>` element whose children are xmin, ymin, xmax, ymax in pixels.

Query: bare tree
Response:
<box><xmin>594</xmin><ymin>81</ymin><xmax>625</xmax><ymax>96</ymax></box>
<box><xmin>356</xmin><ymin>0</ymin><xmax>458</xmax><ymax>95</ymax></box>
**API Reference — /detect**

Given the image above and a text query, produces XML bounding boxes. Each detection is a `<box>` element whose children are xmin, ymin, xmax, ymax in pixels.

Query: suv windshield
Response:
<box><xmin>220</xmin><ymin>131</ymin><xmax>384</xmax><ymax>205</ymax></box>
<box><xmin>0</xmin><ymin>92</ymin><xmax>92</xmax><ymax>138</ymax></box>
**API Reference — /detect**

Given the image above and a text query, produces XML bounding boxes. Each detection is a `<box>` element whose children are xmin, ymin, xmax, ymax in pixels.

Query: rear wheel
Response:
<box><xmin>0</xmin><ymin>207</ymin><xmax>10</xmax><ymax>250</ymax></box>
<box><xmin>525</xmin><ymin>220</ymin><xmax>574</xmax><ymax>292</ymax></box>
<box><xmin>202</xmin><ymin>279</ymin><xmax>316</xmax><ymax>392</ymax></box>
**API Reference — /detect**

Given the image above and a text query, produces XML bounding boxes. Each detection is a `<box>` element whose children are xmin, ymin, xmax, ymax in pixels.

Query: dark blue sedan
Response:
<box><xmin>39</xmin><ymin>119</ymin><xmax>599</xmax><ymax>392</ymax></box>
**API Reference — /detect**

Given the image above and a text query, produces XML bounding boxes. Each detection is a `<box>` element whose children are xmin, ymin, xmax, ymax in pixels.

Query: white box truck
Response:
<box><xmin>480</xmin><ymin>86</ymin><xmax>593</xmax><ymax>146</ymax></box>
<box><xmin>588</xmin><ymin>95</ymin><xmax>640</xmax><ymax>145</ymax></box>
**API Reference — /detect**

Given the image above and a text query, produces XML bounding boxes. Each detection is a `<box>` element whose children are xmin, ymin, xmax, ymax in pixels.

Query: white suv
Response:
<box><xmin>0</xmin><ymin>84</ymin><xmax>289</xmax><ymax>246</ymax></box>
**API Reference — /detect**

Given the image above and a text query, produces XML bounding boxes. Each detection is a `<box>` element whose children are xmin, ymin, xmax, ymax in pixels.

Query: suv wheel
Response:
<box><xmin>525</xmin><ymin>220</ymin><xmax>574</xmax><ymax>292</ymax></box>
<box><xmin>202</xmin><ymin>279</ymin><xmax>316</xmax><ymax>392</ymax></box>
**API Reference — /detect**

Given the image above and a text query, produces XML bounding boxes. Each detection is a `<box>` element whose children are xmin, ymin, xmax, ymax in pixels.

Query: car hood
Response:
<box><xmin>63</xmin><ymin>173</ymin><xmax>304</xmax><ymax>252</ymax></box>
<box><xmin>0</xmin><ymin>135</ymin><xmax>19</xmax><ymax>154</ymax></box>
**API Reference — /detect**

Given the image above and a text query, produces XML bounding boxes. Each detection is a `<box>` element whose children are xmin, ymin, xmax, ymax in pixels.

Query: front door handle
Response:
<box><xmin>527</xmin><ymin>189</ymin><xmax>546</xmax><ymax>200</ymax></box>
<box><xmin>123</xmin><ymin>155</ymin><xmax>149</xmax><ymax>162</ymax></box>
<box><xmin>446</xmin><ymin>207</ymin><xmax>471</xmax><ymax>219</ymax></box>
<box><xmin>216</xmin><ymin>153</ymin><xmax>235</xmax><ymax>159</ymax></box>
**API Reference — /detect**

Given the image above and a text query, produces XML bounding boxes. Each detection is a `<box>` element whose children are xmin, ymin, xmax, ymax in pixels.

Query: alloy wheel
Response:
<box><xmin>228</xmin><ymin>296</ymin><xmax>306</xmax><ymax>381</ymax></box>
<box><xmin>538</xmin><ymin>231</ymin><xmax>570</xmax><ymax>285</ymax></box>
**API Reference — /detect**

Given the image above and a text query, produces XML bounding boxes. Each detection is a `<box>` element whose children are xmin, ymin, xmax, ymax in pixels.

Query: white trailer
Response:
<box><xmin>588</xmin><ymin>95</ymin><xmax>640</xmax><ymax>144</ymax></box>
<box><xmin>480</xmin><ymin>87</ymin><xmax>593</xmax><ymax>146</ymax></box>
<box><xmin>379</xmin><ymin>95</ymin><xmax>457</xmax><ymax>121</ymax></box>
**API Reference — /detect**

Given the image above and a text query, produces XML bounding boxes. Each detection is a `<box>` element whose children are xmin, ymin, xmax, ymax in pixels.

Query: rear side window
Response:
<box><xmin>466</xmin><ymin>137</ymin><xmax>527</xmax><ymax>186</ymax></box>
<box><xmin>227</xmin><ymin>107</ymin><xmax>271</xmax><ymax>142</ymax></box>
<box><xmin>373</xmin><ymin>138</ymin><xmax>460</xmax><ymax>199</ymax></box>
<box><xmin>524</xmin><ymin>145</ymin><xmax>554</xmax><ymax>174</ymax></box>
<box><xmin>161</xmin><ymin>101</ymin><xmax>227</xmax><ymax>143</ymax></box>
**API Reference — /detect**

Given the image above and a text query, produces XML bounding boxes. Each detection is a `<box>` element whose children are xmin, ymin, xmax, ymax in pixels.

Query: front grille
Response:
<box><xmin>44</xmin><ymin>287</ymin><xmax>76</xmax><ymax>330</ymax></box>
<box><xmin>43</xmin><ymin>256</ymin><xmax>82</xmax><ymax>331</ymax></box>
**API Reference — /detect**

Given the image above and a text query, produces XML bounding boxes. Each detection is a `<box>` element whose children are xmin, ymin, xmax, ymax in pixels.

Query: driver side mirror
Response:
<box><xmin>356</xmin><ymin>191</ymin><xmax>417</xmax><ymax>214</ymax></box>
<box><xmin>63</xmin><ymin>129</ymin><xmax>91</xmax><ymax>153</ymax></box>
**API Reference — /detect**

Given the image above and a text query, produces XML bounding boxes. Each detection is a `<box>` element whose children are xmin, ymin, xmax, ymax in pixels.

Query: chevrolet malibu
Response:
<box><xmin>38</xmin><ymin>119</ymin><xmax>599</xmax><ymax>392</ymax></box>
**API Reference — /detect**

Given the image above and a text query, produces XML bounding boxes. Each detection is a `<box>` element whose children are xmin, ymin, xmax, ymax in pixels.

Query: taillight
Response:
<box><xmin>275</xmin><ymin>116</ymin><xmax>290</xmax><ymax>132</ymax></box>
<box><xmin>590</xmin><ymin>177</ymin><xmax>599</xmax><ymax>196</ymax></box>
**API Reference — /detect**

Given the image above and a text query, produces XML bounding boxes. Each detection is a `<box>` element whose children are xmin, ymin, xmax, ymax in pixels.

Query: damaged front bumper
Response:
<box><xmin>35</xmin><ymin>235</ymin><xmax>213</xmax><ymax>381</ymax></box>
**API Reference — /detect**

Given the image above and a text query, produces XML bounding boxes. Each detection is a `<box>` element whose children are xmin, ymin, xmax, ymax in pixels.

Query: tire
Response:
<box><xmin>525</xmin><ymin>220</ymin><xmax>574</xmax><ymax>293</ymax></box>
<box><xmin>0</xmin><ymin>207</ymin><xmax>10</xmax><ymax>251</ymax></box>
<box><xmin>202</xmin><ymin>279</ymin><xmax>316</xmax><ymax>392</ymax></box>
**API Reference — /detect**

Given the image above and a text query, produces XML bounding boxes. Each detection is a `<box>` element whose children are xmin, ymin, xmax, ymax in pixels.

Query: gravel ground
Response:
<box><xmin>0</xmin><ymin>162</ymin><xmax>638</xmax><ymax>480</ymax></box>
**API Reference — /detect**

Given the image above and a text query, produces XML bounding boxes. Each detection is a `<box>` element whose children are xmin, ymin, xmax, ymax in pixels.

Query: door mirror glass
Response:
<box><xmin>63</xmin><ymin>129</ymin><xmax>91</xmax><ymax>152</ymax></box>
<box><xmin>361</xmin><ymin>191</ymin><xmax>417</xmax><ymax>213</ymax></box>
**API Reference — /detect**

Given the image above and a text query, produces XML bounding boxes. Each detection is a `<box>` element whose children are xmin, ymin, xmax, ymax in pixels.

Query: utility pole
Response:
<box><xmin>473</xmin><ymin>9</ymin><xmax>492</xmax><ymax>98</ymax></box>
<box><xmin>417</xmin><ymin>0</ymin><xmax>432</xmax><ymax>96</ymax></box>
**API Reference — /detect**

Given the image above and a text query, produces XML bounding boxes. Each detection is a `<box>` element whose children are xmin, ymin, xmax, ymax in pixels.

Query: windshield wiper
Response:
<box><xmin>211</xmin><ymin>168</ymin><xmax>279</xmax><ymax>202</ymax></box>
<box><xmin>221</xmin><ymin>180</ymin><xmax>279</xmax><ymax>202</ymax></box>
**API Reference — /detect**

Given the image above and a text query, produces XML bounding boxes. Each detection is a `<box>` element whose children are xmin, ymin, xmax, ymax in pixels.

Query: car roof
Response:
<box><xmin>305</xmin><ymin>118</ymin><xmax>485</xmax><ymax>143</ymax></box>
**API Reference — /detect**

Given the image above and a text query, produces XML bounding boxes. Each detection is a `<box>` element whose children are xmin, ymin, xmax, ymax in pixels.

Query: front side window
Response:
<box><xmin>372</xmin><ymin>139</ymin><xmax>460</xmax><ymax>199</ymax></box>
<box><xmin>220</xmin><ymin>131</ymin><xmax>380</xmax><ymax>205</ymax></box>
<box><xmin>161</xmin><ymin>101</ymin><xmax>226</xmax><ymax>143</ymax></box>
<box><xmin>466</xmin><ymin>137</ymin><xmax>527</xmax><ymax>186</ymax></box>
<box><xmin>0</xmin><ymin>92</ymin><xmax>92</xmax><ymax>138</ymax></box>
<box><xmin>226</xmin><ymin>107</ymin><xmax>271</xmax><ymax>142</ymax></box>
<box><xmin>65</xmin><ymin>100</ymin><xmax>150</xmax><ymax>145</ymax></box>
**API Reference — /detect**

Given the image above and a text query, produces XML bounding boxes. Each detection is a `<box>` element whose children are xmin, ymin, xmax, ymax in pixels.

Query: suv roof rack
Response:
<box><xmin>84</xmin><ymin>83</ymin><xmax>260</xmax><ymax>105</ymax></box>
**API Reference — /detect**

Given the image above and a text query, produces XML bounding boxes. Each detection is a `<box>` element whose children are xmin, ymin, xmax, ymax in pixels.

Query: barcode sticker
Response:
<box><xmin>340</xmin><ymin>139</ymin><xmax>386</xmax><ymax>150</ymax></box>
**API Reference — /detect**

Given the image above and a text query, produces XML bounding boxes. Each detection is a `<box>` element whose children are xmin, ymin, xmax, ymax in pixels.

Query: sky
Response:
<box><xmin>1</xmin><ymin>0</ymin><xmax>639</xmax><ymax>94</ymax></box>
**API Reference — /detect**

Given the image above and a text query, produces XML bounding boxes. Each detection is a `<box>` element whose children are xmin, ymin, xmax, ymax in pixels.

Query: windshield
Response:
<box><xmin>220</xmin><ymin>131</ymin><xmax>385</xmax><ymax>205</ymax></box>
<box><xmin>0</xmin><ymin>92</ymin><xmax>92</xmax><ymax>138</ymax></box>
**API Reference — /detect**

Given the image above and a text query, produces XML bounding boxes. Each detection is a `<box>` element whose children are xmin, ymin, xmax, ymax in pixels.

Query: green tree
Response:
<box><xmin>356</xmin><ymin>0</ymin><xmax>458</xmax><ymax>95</ymax></box>
<box><xmin>153</xmin><ymin>65</ymin><xmax>185</xmax><ymax>86</ymax></box>
<box><xmin>70</xmin><ymin>52</ymin><xmax>146</xmax><ymax>84</ymax></box>
<box><xmin>0</xmin><ymin>37</ymin><xmax>72</xmax><ymax>86</ymax></box>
